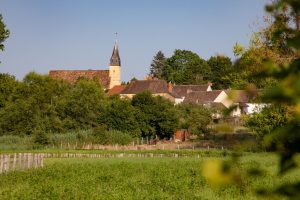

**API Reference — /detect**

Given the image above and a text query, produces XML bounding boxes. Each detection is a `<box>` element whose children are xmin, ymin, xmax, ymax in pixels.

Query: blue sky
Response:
<box><xmin>0</xmin><ymin>0</ymin><xmax>269</xmax><ymax>82</ymax></box>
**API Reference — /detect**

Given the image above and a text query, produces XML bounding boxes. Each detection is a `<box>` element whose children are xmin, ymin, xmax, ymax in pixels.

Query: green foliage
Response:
<box><xmin>260</xmin><ymin>0</ymin><xmax>300</xmax><ymax>179</ymax></box>
<box><xmin>60</xmin><ymin>77</ymin><xmax>106</xmax><ymax>130</ymax></box>
<box><xmin>93</xmin><ymin>129</ymin><xmax>133</xmax><ymax>145</ymax></box>
<box><xmin>0</xmin><ymin>14</ymin><xmax>9</xmax><ymax>52</ymax></box>
<box><xmin>207</xmin><ymin>55</ymin><xmax>234</xmax><ymax>89</ymax></box>
<box><xmin>0</xmin><ymin>73</ymin><xmax>108</xmax><ymax>135</ymax></box>
<box><xmin>161</xmin><ymin>49</ymin><xmax>211</xmax><ymax>84</ymax></box>
<box><xmin>233</xmin><ymin>42</ymin><xmax>245</xmax><ymax>57</ymax></box>
<box><xmin>176</xmin><ymin>103</ymin><xmax>212</xmax><ymax>135</ymax></box>
<box><xmin>0</xmin><ymin>73</ymin><xmax>18</xmax><ymax>108</ymax></box>
<box><xmin>99</xmin><ymin>97</ymin><xmax>141</xmax><ymax>137</ymax></box>
<box><xmin>231</xmin><ymin>48</ymin><xmax>280</xmax><ymax>89</ymax></box>
<box><xmin>0</xmin><ymin>154</ymin><xmax>299</xmax><ymax>199</ymax></box>
<box><xmin>49</xmin><ymin>130</ymin><xmax>96</xmax><ymax>146</ymax></box>
<box><xmin>0</xmin><ymin>72</ymin><xmax>67</xmax><ymax>135</ymax></box>
<box><xmin>208</xmin><ymin>1</ymin><xmax>300</xmax><ymax>199</ymax></box>
<box><xmin>33</xmin><ymin>129</ymin><xmax>49</xmax><ymax>146</ymax></box>
<box><xmin>244</xmin><ymin>105</ymin><xmax>291</xmax><ymax>138</ymax></box>
<box><xmin>149</xmin><ymin>50</ymin><xmax>166</xmax><ymax>79</ymax></box>
<box><xmin>0</xmin><ymin>135</ymin><xmax>33</xmax><ymax>150</ymax></box>
<box><xmin>132</xmin><ymin>91</ymin><xmax>178</xmax><ymax>139</ymax></box>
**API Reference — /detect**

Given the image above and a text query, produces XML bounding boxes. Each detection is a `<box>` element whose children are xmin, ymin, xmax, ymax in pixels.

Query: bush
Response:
<box><xmin>176</xmin><ymin>104</ymin><xmax>212</xmax><ymax>135</ymax></box>
<box><xmin>33</xmin><ymin>129</ymin><xmax>49</xmax><ymax>147</ymax></box>
<box><xmin>93</xmin><ymin>129</ymin><xmax>133</xmax><ymax>145</ymax></box>
<box><xmin>244</xmin><ymin>104</ymin><xmax>291</xmax><ymax>138</ymax></box>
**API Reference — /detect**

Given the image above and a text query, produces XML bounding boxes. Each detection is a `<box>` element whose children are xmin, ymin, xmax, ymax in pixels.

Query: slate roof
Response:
<box><xmin>172</xmin><ymin>84</ymin><xmax>211</xmax><ymax>97</ymax></box>
<box><xmin>183</xmin><ymin>90</ymin><xmax>223</xmax><ymax>104</ymax></box>
<box><xmin>110</xmin><ymin>43</ymin><xmax>121</xmax><ymax>66</ymax></box>
<box><xmin>107</xmin><ymin>85</ymin><xmax>126</xmax><ymax>96</ymax></box>
<box><xmin>49</xmin><ymin>69</ymin><xmax>110</xmax><ymax>89</ymax></box>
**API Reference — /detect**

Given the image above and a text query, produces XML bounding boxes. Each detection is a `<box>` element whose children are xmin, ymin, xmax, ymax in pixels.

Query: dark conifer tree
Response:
<box><xmin>149</xmin><ymin>51</ymin><xmax>166</xmax><ymax>79</ymax></box>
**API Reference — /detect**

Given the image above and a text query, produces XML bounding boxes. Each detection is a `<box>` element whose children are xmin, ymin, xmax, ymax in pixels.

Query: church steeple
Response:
<box><xmin>110</xmin><ymin>33</ymin><xmax>121</xmax><ymax>66</ymax></box>
<box><xmin>109</xmin><ymin>33</ymin><xmax>121</xmax><ymax>89</ymax></box>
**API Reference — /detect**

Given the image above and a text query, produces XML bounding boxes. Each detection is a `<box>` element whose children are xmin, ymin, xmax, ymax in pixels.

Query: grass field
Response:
<box><xmin>0</xmin><ymin>153</ymin><xmax>298</xmax><ymax>200</ymax></box>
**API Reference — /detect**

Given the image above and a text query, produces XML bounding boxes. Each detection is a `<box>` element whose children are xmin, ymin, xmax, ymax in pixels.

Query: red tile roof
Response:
<box><xmin>107</xmin><ymin>85</ymin><xmax>126</xmax><ymax>96</ymax></box>
<box><xmin>49</xmin><ymin>70</ymin><xmax>110</xmax><ymax>89</ymax></box>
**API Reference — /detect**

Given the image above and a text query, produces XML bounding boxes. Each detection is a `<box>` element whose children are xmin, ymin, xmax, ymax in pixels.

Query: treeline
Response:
<box><xmin>149</xmin><ymin>19</ymin><xmax>295</xmax><ymax>90</ymax></box>
<box><xmin>0</xmin><ymin>72</ymin><xmax>212</xmax><ymax>140</ymax></box>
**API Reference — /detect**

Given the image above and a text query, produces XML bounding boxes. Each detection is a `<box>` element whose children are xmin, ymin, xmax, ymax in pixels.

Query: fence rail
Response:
<box><xmin>0</xmin><ymin>153</ymin><xmax>44</xmax><ymax>174</ymax></box>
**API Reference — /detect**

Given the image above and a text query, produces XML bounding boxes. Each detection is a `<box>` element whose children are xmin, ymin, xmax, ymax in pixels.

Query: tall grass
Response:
<box><xmin>0</xmin><ymin>154</ymin><xmax>298</xmax><ymax>199</ymax></box>
<box><xmin>0</xmin><ymin>129</ymin><xmax>134</xmax><ymax>150</ymax></box>
<box><xmin>0</xmin><ymin>135</ymin><xmax>33</xmax><ymax>150</ymax></box>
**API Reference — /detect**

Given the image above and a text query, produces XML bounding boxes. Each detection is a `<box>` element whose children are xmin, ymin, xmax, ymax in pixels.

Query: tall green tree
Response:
<box><xmin>149</xmin><ymin>50</ymin><xmax>166</xmax><ymax>79</ymax></box>
<box><xmin>0</xmin><ymin>14</ymin><xmax>9</xmax><ymax>53</ymax></box>
<box><xmin>207</xmin><ymin>55</ymin><xmax>233</xmax><ymax>89</ymax></box>
<box><xmin>60</xmin><ymin>77</ymin><xmax>106</xmax><ymax>130</ymax></box>
<box><xmin>132</xmin><ymin>91</ymin><xmax>178</xmax><ymax>139</ymax></box>
<box><xmin>0</xmin><ymin>72</ymin><xmax>68</xmax><ymax>135</ymax></box>
<box><xmin>0</xmin><ymin>73</ymin><xmax>17</xmax><ymax>108</ymax></box>
<box><xmin>98</xmin><ymin>97</ymin><xmax>141</xmax><ymax>137</ymax></box>
<box><xmin>162</xmin><ymin>49</ymin><xmax>211</xmax><ymax>84</ymax></box>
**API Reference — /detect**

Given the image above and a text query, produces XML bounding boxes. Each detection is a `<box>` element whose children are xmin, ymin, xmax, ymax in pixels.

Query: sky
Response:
<box><xmin>0</xmin><ymin>0</ymin><xmax>269</xmax><ymax>82</ymax></box>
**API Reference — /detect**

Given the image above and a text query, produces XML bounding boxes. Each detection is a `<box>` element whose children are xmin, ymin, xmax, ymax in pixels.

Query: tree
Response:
<box><xmin>0</xmin><ymin>73</ymin><xmax>18</xmax><ymax>108</ymax></box>
<box><xmin>231</xmin><ymin>8</ymin><xmax>297</xmax><ymax>89</ymax></box>
<box><xmin>176</xmin><ymin>103</ymin><xmax>212</xmax><ymax>135</ymax></box>
<box><xmin>98</xmin><ymin>97</ymin><xmax>141</xmax><ymax>137</ymax></box>
<box><xmin>203</xmin><ymin>1</ymin><xmax>300</xmax><ymax>198</ymax></box>
<box><xmin>207</xmin><ymin>55</ymin><xmax>234</xmax><ymax>89</ymax></box>
<box><xmin>244</xmin><ymin>104</ymin><xmax>291</xmax><ymax>138</ymax></box>
<box><xmin>0</xmin><ymin>72</ymin><xmax>68</xmax><ymax>135</ymax></box>
<box><xmin>61</xmin><ymin>77</ymin><xmax>106</xmax><ymax>130</ymax></box>
<box><xmin>132</xmin><ymin>91</ymin><xmax>178</xmax><ymax>139</ymax></box>
<box><xmin>149</xmin><ymin>51</ymin><xmax>166</xmax><ymax>79</ymax></box>
<box><xmin>0</xmin><ymin>14</ymin><xmax>9</xmax><ymax>53</ymax></box>
<box><xmin>162</xmin><ymin>49</ymin><xmax>211</xmax><ymax>84</ymax></box>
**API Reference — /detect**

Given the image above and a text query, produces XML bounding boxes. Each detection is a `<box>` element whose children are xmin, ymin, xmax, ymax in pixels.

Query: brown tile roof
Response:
<box><xmin>183</xmin><ymin>90</ymin><xmax>223</xmax><ymax>104</ymax></box>
<box><xmin>49</xmin><ymin>70</ymin><xmax>110</xmax><ymax>89</ymax></box>
<box><xmin>107</xmin><ymin>85</ymin><xmax>126</xmax><ymax>96</ymax></box>
<box><xmin>121</xmin><ymin>80</ymin><xmax>170</xmax><ymax>94</ymax></box>
<box><xmin>172</xmin><ymin>84</ymin><xmax>210</xmax><ymax>97</ymax></box>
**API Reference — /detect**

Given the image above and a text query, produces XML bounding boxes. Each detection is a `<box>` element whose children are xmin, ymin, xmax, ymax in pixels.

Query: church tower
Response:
<box><xmin>109</xmin><ymin>34</ymin><xmax>121</xmax><ymax>89</ymax></box>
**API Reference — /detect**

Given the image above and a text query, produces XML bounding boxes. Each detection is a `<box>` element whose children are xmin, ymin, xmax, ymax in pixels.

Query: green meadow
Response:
<box><xmin>0</xmin><ymin>152</ymin><xmax>298</xmax><ymax>200</ymax></box>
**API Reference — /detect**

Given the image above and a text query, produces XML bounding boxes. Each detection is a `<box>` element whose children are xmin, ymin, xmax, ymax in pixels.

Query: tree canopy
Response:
<box><xmin>161</xmin><ymin>49</ymin><xmax>211</xmax><ymax>85</ymax></box>
<box><xmin>149</xmin><ymin>50</ymin><xmax>166</xmax><ymax>79</ymax></box>
<box><xmin>0</xmin><ymin>14</ymin><xmax>9</xmax><ymax>53</ymax></box>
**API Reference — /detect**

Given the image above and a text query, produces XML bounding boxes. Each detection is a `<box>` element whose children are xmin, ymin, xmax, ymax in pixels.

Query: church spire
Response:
<box><xmin>110</xmin><ymin>32</ymin><xmax>121</xmax><ymax>66</ymax></box>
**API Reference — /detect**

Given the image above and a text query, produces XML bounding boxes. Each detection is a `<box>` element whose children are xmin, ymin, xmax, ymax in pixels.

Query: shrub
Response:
<box><xmin>33</xmin><ymin>130</ymin><xmax>49</xmax><ymax>145</ymax></box>
<box><xmin>93</xmin><ymin>129</ymin><xmax>133</xmax><ymax>145</ymax></box>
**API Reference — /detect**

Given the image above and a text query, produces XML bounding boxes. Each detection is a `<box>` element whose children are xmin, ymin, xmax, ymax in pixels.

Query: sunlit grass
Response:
<box><xmin>0</xmin><ymin>153</ymin><xmax>298</xmax><ymax>199</ymax></box>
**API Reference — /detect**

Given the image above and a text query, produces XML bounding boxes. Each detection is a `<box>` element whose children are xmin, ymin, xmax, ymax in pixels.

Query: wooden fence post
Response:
<box><xmin>0</xmin><ymin>154</ymin><xmax>3</xmax><ymax>174</ymax></box>
<box><xmin>4</xmin><ymin>154</ymin><xmax>10</xmax><ymax>172</ymax></box>
<box><xmin>13</xmin><ymin>153</ymin><xmax>17</xmax><ymax>171</ymax></box>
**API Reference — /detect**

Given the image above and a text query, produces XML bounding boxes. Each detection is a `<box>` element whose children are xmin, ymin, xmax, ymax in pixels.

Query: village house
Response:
<box><xmin>118</xmin><ymin>79</ymin><xmax>180</xmax><ymax>103</ymax></box>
